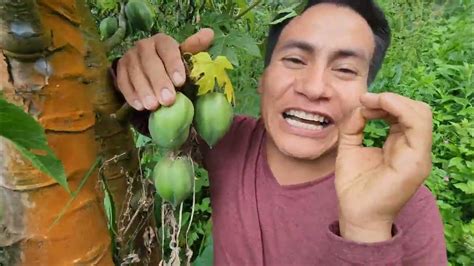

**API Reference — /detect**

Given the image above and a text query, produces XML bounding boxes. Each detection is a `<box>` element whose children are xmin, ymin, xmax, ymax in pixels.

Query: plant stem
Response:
<box><xmin>235</xmin><ymin>0</ymin><xmax>262</xmax><ymax>20</ymax></box>
<box><xmin>104</xmin><ymin>0</ymin><xmax>127</xmax><ymax>51</ymax></box>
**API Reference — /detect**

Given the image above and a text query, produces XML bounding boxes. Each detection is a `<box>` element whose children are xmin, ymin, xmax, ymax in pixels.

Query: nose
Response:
<box><xmin>294</xmin><ymin>66</ymin><xmax>332</xmax><ymax>101</ymax></box>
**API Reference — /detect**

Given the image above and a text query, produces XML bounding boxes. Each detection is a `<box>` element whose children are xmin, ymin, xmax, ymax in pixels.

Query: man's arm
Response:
<box><xmin>324</xmin><ymin>185</ymin><xmax>447</xmax><ymax>265</ymax></box>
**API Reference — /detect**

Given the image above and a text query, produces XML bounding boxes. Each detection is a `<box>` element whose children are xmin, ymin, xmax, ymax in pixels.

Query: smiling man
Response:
<box><xmin>115</xmin><ymin>0</ymin><xmax>447</xmax><ymax>265</ymax></box>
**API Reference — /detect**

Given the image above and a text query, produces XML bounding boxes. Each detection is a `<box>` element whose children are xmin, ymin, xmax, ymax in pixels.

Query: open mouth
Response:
<box><xmin>282</xmin><ymin>109</ymin><xmax>333</xmax><ymax>131</ymax></box>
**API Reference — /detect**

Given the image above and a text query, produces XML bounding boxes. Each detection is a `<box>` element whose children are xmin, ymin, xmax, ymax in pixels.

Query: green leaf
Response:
<box><xmin>193</xmin><ymin>236</ymin><xmax>213</xmax><ymax>266</ymax></box>
<box><xmin>0</xmin><ymin>98</ymin><xmax>69</xmax><ymax>193</ymax></box>
<box><xmin>210</xmin><ymin>31</ymin><xmax>260</xmax><ymax>59</ymax></box>
<box><xmin>270</xmin><ymin>4</ymin><xmax>301</xmax><ymax>25</ymax></box>
<box><xmin>454</xmin><ymin>181</ymin><xmax>474</xmax><ymax>194</ymax></box>
<box><xmin>270</xmin><ymin>11</ymin><xmax>297</xmax><ymax>25</ymax></box>
<box><xmin>230</xmin><ymin>32</ymin><xmax>261</xmax><ymax>57</ymax></box>
<box><xmin>96</xmin><ymin>0</ymin><xmax>118</xmax><ymax>13</ymax></box>
<box><xmin>102</xmin><ymin>178</ymin><xmax>117</xmax><ymax>234</ymax></box>
<box><xmin>222</xmin><ymin>46</ymin><xmax>239</xmax><ymax>67</ymax></box>
<box><xmin>190</xmin><ymin>52</ymin><xmax>235</xmax><ymax>103</ymax></box>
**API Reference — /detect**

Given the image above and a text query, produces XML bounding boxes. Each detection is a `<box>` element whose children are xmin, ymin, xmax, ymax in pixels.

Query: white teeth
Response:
<box><xmin>286</xmin><ymin>109</ymin><xmax>328</xmax><ymax>123</ymax></box>
<box><xmin>285</xmin><ymin>117</ymin><xmax>324</xmax><ymax>131</ymax></box>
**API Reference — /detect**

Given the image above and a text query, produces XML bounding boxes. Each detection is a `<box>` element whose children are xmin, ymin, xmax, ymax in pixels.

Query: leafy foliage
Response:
<box><xmin>0</xmin><ymin>98</ymin><xmax>69</xmax><ymax>193</ymax></box>
<box><xmin>370</xmin><ymin>1</ymin><xmax>474</xmax><ymax>264</ymax></box>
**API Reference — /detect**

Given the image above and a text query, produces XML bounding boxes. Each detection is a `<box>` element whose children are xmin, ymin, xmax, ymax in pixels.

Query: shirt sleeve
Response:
<box><xmin>324</xmin><ymin>185</ymin><xmax>448</xmax><ymax>265</ymax></box>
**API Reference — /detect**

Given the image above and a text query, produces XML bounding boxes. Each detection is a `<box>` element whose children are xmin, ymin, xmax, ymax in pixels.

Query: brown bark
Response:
<box><xmin>0</xmin><ymin>0</ymin><xmax>157</xmax><ymax>264</ymax></box>
<box><xmin>0</xmin><ymin>0</ymin><xmax>114</xmax><ymax>264</ymax></box>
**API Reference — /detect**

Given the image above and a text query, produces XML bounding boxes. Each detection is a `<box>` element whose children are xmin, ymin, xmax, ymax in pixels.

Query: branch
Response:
<box><xmin>111</xmin><ymin>102</ymin><xmax>133</xmax><ymax>125</ymax></box>
<box><xmin>234</xmin><ymin>0</ymin><xmax>262</xmax><ymax>20</ymax></box>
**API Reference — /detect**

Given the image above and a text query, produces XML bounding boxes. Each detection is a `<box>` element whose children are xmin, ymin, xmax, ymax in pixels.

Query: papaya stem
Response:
<box><xmin>111</xmin><ymin>102</ymin><xmax>134</xmax><ymax>124</ymax></box>
<box><xmin>104</xmin><ymin>0</ymin><xmax>127</xmax><ymax>51</ymax></box>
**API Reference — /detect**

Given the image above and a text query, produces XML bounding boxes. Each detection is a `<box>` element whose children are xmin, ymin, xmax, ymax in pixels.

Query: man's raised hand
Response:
<box><xmin>335</xmin><ymin>92</ymin><xmax>433</xmax><ymax>243</ymax></box>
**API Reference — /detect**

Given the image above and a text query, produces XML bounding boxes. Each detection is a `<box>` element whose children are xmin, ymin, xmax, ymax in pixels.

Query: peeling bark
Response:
<box><xmin>0</xmin><ymin>0</ymin><xmax>151</xmax><ymax>264</ymax></box>
<box><xmin>0</xmin><ymin>0</ymin><xmax>51</xmax><ymax>56</ymax></box>
<box><xmin>0</xmin><ymin>0</ymin><xmax>161</xmax><ymax>263</ymax></box>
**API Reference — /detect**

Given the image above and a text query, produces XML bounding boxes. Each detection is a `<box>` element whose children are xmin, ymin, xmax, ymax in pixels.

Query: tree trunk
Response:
<box><xmin>0</xmin><ymin>0</ymin><xmax>151</xmax><ymax>264</ymax></box>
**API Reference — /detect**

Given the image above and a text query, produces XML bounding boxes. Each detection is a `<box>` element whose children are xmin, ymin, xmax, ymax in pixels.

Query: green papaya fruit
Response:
<box><xmin>194</xmin><ymin>92</ymin><xmax>234</xmax><ymax>148</ymax></box>
<box><xmin>153</xmin><ymin>156</ymin><xmax>193</xmax><ymax>208</ymax></box>
<box><xmin>125</xmin><ymin>0</ymin><xmax>154</xmax><ymax>32</ymax></box>
<box><xmin>99</xmin><ymin>16</ymin><xmax>118</xmax><ymax>40</ymax></box>
<box><xmin>148</xmin><ymin>92</ymin><xmax>194</xmax><ymax>150</ymax></box>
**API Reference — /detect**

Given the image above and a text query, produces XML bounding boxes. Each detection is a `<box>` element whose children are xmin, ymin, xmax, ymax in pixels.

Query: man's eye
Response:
<box><xmin>337</xmin><ymin>68</ymin><xmax>357</xmax><ymax>75</ymax></box>
<box><xmin>283</xmin><ymin>57</ymin><xmax>305</xmax><ymax>65</ymax></box>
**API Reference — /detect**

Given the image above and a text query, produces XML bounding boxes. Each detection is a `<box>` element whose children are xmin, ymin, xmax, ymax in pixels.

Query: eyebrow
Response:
<box><xmin>279</xmin><ymin>40</ymin><xmax>315</xmax><ymax>54</ymax></box>
<box><xmin>279</xmin><ymin>40</ymin><xmax>369</xmax><ymax>62</ymax></box>
<box><xmin>329</xmin><ymin>49</ymin><xmax>369</xmax><ymax>63</ymax></box>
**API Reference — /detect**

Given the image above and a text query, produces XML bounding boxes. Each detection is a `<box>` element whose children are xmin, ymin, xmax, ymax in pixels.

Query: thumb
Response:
<box><xmin>180</xmin><ymin>28</ymin><xmax>214</xmax><ymax>54</ymax></box>
<box><xmin>338</xmin><ymin>107</ymin><xmax>366</xmax><ymax>150</ymax></box>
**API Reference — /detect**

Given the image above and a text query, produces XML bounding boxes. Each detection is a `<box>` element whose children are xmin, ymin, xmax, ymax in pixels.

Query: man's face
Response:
<box><xmin>259</xmin><ymin>4</ymin><xmax>375</xmax><ymax>160</ymax></box>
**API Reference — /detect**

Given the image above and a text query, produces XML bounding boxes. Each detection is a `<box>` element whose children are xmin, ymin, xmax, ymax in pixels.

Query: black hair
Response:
<box><xmin>264</xmin><ymin>0</ymin><xmax>391</xmax><ymax>84</ymax></box>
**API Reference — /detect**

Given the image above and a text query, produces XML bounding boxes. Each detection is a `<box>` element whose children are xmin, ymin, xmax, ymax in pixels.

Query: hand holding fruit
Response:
<box><xmin>129</xmin><ymin>29</ymin><xmax>235</xmax><ymax>208</ymax></box>
<box><xmin>335</xmin><ymin>92</ymin><xmax>433</xmax><ymax>242</ymax></box>
<box><xmin>116</xmin><ymin>28</ymin><xmax>214</xmax><ymax>110</ymax></box>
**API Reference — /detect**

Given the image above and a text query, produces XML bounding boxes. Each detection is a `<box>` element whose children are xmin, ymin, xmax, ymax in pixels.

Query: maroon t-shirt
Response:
<box><xmin>202</xmin><ymin>115</ymin><xmax>447</xmax><ymax>265</ymax></box>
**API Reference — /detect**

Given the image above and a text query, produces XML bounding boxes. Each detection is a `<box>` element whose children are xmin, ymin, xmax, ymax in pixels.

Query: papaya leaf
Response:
<box><xmin>190</xmin><ymin>52</ymin><xmax>235</xmax><ymax>104</ymax></box>
<box><xmin>210</xmin><ymin>31</ymin><xmax>260</xmax><ymax>60</ymax></box>
<box><xmin>208</xmin><ymin>34</ymin><xmax>239</xmax><ymax>66</ymax></box>
<box><xmin>229</xmin><ymin>32</ymin><xmax>261</xmax><ymax>57</ymax></box>
<box><xmin>0</xmin><ymin>98</ymin><xmax>69</xmax><ymax>193</ymax></box>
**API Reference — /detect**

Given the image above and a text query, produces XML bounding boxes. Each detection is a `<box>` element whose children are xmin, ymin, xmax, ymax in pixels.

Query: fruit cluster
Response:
<box><xmin>149</xmin><ymin>92</ymin><xmax>233</xmax><ymax>207</ymax></box>
<box><xmin>99</xmin><ymin>0</ymin><xmax>154</xmax><ymax>40</ymax></box>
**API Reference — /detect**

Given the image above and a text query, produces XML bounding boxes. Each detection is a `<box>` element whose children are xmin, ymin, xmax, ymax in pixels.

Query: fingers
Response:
<box><xmin>360</xmin><ymin>92</ymin><xmax>433</xmax><ymax>151</ymax></box>
<box><xmin>116</xmin><ymin>56</ymin><xmax>143</xmax><ymax>110</ymax></box>
<box><xmin>152</xmin><ymin>34</ymin><xmax>187</xmax><ymax>88</ymax></box>
<box><xmin>338</xmin><ymin>107</ymin><xmax>366</xmax><ymax>149</ymax></box>
<box><xmin>180</xmin><ymin>28</ymin><xmax>214</xmax><ymax>54</ymax></box>
<box><xmin>338</xmin><ymin>106</ymin><xmax>390</xmax><ymax>149</ymax></box>
<box><xmin>126</xmin><ymin>49</ymin><xmax>159</xmax><ymax>110</ymax></box>
<box><xmin>137</xmin><ymin>37</ymin><xmax>176</xmax><ymax>106</ymax></box>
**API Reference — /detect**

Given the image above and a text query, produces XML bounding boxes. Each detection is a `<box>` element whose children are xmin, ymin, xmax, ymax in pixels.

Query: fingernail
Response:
<box><xmin>172</xmin><ymin>72</ymin><xmax>185</xmax><ymax>85</ymax></box>
<box><xmin>144</xmin><ymin>95</ymin><xmax>157</xmax><ymax>109</ymax></box>
<box><xmin>160</xmin><ymin>88</ymin><xmax>173</xmax><ymax>104</ymax></box>
<box><xmin>132</xmin><ymin>100</ymin><xmax>143</xmax><ymax>110</ymax></box>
